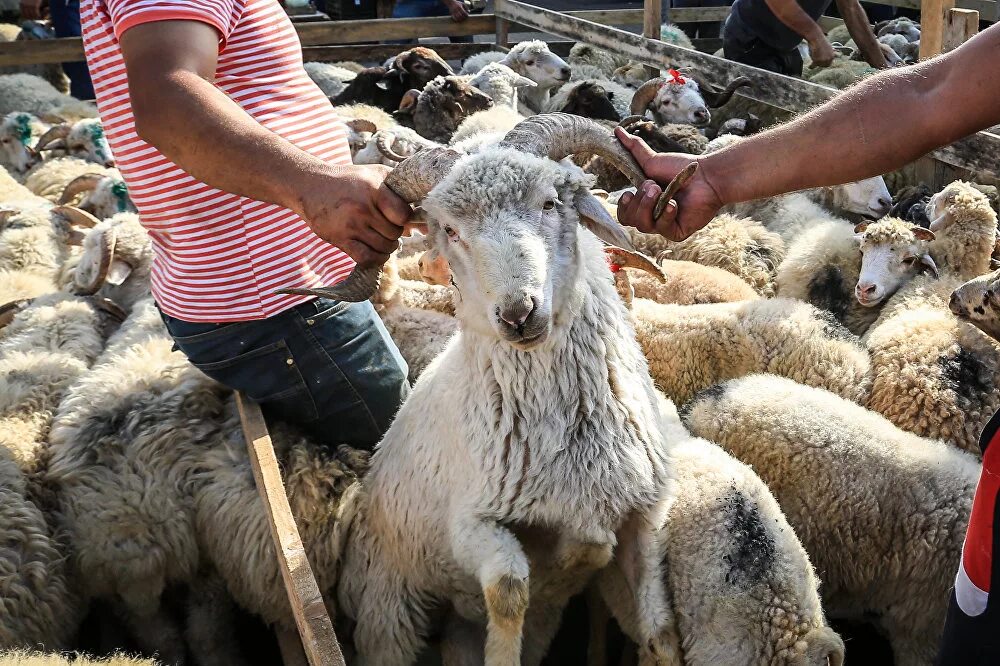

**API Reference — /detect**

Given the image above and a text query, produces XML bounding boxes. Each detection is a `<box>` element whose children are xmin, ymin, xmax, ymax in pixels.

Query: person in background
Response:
<box><xmin>722</xmin><ymin>0</ymin><xmax>887</xmax><ymax>75</ymax></box>
<box><xmin>671</xmin><ymin>0</ymin><xmax>730</xmax><ymax>42</ymax></box>
<box><xmin>613</xmin><ymin>25</ymin><xmax>1000</xmax><ymax>664</ymax></box>
<box><xmin>391</xmin><ymin>0</ymin><xmax>475</xmax><ymax>43</ymax></box>
<box><xmin>20</xmin><ymin>0</ymin><xmax>96</xmax><ymax>99</ymax></box>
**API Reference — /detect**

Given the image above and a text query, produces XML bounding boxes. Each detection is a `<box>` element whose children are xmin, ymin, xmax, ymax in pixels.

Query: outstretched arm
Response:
<box><xmin>835</xmin><ymin>0</ymin><xmax>888</xmax><ymax>68</ymax></box>
<box><xmin>121</xmin><ymin>20</ymin><xmax>411</xmax><ymax>268</ymax></box>
<box><xmin>764</xmin><ymin>0</ymin><xmax>835</xmax><ymax>66</ymax></box>
<box><xmin>617</xmin><ymin>22</ymin><xmax>1000</xmax><ymax>240</ymax></box>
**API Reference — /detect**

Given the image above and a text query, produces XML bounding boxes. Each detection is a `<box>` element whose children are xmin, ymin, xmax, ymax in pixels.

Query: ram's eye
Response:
<box><xmin>526</xmin><ymin>60</ymin><xmax>535</xmax><ymax>66</ymax></box>
<box><xmin>542</xmin><ymin>200</ymin><xmax>556</xmax><ymax>210</ymax></box>
<box><xmin>902</xmin><ymin>256</ymin><xmax>916</xmax><ymax>264</ymax></box>
<box><xmin>444</xmin><ymin>226</ymin><xmax>456</xmax><ymax>238</ymax></box>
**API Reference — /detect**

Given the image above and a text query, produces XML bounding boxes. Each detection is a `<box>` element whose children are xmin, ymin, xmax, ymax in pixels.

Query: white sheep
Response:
<box><xmin>0</xmin><ymin>112</ymin><xmax>47</xmax><ymax>174</ymax></box>
<box><xmin>597</xmin><ymin>410</ymin><xmax>845</xmax><ymax>666</ymax></box>
<box><xmin>949</xmin><ymin>265</ymin><xmax>1000</xmax><ymax>340</ymax></box>
<box><xmin>0</xmin><ymin>74</ymin><xmax>98</xmax><ymax>121</ymax></box>
<box><xmin>0</xmin><ymin>204</ymin><xmax>93</xmax><ymax>281</ymax></box>
<box><xmin>449</xmin><ymin>106</ymin><xmax>524</xmax><ymax>148</ymax></box>
<box><xmin>0</xmin><ymin>164</ymin><xmax>43</xmax><ymax>204</ymax></box>
<box><xmin>354</xmin><ymin>125</ymin><xmax>441</xmax><ymax>166</ymax></box>
<box><xmin>472</xmin><ymin>41</ymin><xmax>572</xmax><ymax>114</ymax></box>
<box><xmin>300</xmin><ymin>115</ymin><xmax>682</xmax><ymax>665</ymax></box>
<box><xmin>23</xmin><ymin>157</ymin><xmax>115</xmax><ymax>203</ymax></box>
<box><xmin>566</xmin><ymin>43</ymin><xmax>630</xmax><ymax>78</ymax></box>
<box><xmin>630</xmin><ymin>70</ymin><xmax>749</xmax><ymax>126</ymax></box>
<box><xmin>31</xmin><ymin>118</ymin><xmax>115</xmax><ymax>167</ymax></box>
<box><xmin>303</xmin><ymin>61</ymin><xmax>357</xmax><ymax>98</ymax></box>
<box><xmin>631</xmin><ymin>296</ymin><xmax>871</xmax><ymax>406</ymax></box>
<box><xmin>57</xmin><ymin>172</ymin><xmax>135</xmax><ymax>219</ymax></box>
<box><xmin>682</xmin><ymin>374</ymin><xmax>977</xmax><ymax>666</ymax></box>
<box><xmin>467</xmin><ymin>62</ymin><xmax>537</xmax><ymax>109</ymax></box>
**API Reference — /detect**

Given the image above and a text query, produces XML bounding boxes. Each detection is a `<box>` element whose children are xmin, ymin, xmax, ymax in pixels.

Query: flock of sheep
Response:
<box><xmin>0</xmin><ymin>15</ymin><xmax>999</xmax><ymax>666</ymax></box>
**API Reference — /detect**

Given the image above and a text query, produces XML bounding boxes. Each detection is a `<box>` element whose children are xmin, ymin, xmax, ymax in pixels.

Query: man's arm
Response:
<box><xmin>616</xmin><ymin>23</ymin><xmax>1000</xmax><ymax>240</ymax></box>
<box><xmin>835</xmin><ymin>0</ymin><xmax>888</xmax><ymax>68</ymax></box>
<box><xmin>120</xmin><ymin>20</ymin><xmax>410</xmax><ymax>267</ymax></box>
<box><xmin>763</xmin><ymin>0</ymin><xmax>835</xmax><ymax>66</ymax></box>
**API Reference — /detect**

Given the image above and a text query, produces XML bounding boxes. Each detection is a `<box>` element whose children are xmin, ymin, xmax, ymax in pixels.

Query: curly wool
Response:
<box><xmin>632</xmin><ymin>297</ymin><xmax>871</xmax><ymax>406</ymax></box>
<box><xmin>0</xmin><ymin>269</ymin><xmax>54</xmax><ymax>303</ymax></box>
<box><xmin>459</xmin><ymin>50</ymin><xmax>507</xmax><ymax>75</ymax></box>
<box><xmin>330</xmin><ymin>103</ymin><xmax>397</xmax><ymax>130</ymax></box>
<box><xmin>927</xmin><ymin>181</ymin><xmax>997</xmax><ymax>279</ymax></box>
<box><xmin>682</xmin><ymin>374</ymin><xmax>977</xmax><ymax>666</ymax></box>
<box><xmin>568</xmin><ymin>43</ymin><xmax>630</xmax><ymax>78</ymax></box>
<box><xmin>23</xmin><ymin>157</ymin><xmax>113</xmax><ymax>202</ymax></box>
<box><xmin>449</xmin><ymin>105</ymin><xmax>523</xmax><ymax>147</ymax></box>
<box><xmin>628</xmin><ymin>260</ymin><xmax>759</xmax><ymax>305</ymax></box>
<box><xmin>0</xmin><ymin>166</ymin><xmax>40</xmax><ymax>203</ymax></box>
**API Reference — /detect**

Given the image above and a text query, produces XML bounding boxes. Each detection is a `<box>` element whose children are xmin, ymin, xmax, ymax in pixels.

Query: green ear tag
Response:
<box><xmin>15</xmin><ymin>114</ymin><xmax>32</xmax><ymax>145</ymax></box>
<box><xmin>112</xmin><ymin>181</ymin><xmax>129</xmax><ymax>212</ymax></box>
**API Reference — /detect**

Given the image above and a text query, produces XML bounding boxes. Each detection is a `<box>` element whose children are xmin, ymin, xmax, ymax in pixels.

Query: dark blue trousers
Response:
<box><xmin>49</xmin><ymin>0</ymin><xmax>95</xmax><ymax>100</ymax></box>
<box><xmin>160</xmin><ymin>298</ymin><xmax>410</xmax><ymax>450</ymax></box>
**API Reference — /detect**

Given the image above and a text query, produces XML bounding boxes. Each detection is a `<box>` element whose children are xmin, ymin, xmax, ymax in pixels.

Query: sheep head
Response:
<box><xmin>557</xmin><ymin>82</ymin><xmax>621</xmax><ymax>122</ymax></box>
<box><xmin>825</xmin><ymin>176</ymin><xmax>892</xmax><ymax>218</ymax></box>
<box><xmin>926</xmin><ymin>180</ymin><xmax>995</xmax><ymax>232</ymax></box>
<box><xmin>0</xmin><ymin>112</ymin><xmax>43</xmax><ymax>173</ymax></box>
<box><xmin>278</xmin><ymin>114</ymin><xmax>697</xmax><ymax>326</ymax></box>
<box><xmin>70</xmin><ymin>210</ymin><xmax>151</xmax><ymax>308</ymax></box>
<box><xmin>378</xmin><ymin>46</ymin><xmax>454</xmax><ymax>91</ymax></box>
<box><xmin>60</xmin><ymin>173</ymin><xmax>136</xmax><ymax>219</ymax></box>
<box><xmin>854</xmin><ymin>217</ymin><xmax>936</xmax><ymax>308</ymax></box>
<box><xmin>407</xmin><ymin>76</ymin><xmax>494</xmax><ymax>143</ymax></box>
<box><xmin>501</xmin><ymin>41</ymin><xmax>571</xmax><ymax>89</ymax></box>
<box><xmin>35</xmin><ymin>118</ymin><xmax>114</xmax><ymax>166</ymax></box>
<box><xmin>619</xmin><ymin>116</ymin><xmax>686</xmax><ymax>154</ymax></box>
<box><xmin>950</xmin><ymin>267</ymin><xmax>1000</xmax><ymax>340</ymax></box>
<box><xmin>631</xmin><ymin>70</ymin><xmax>750</xmax><ymax>126</ymax></box>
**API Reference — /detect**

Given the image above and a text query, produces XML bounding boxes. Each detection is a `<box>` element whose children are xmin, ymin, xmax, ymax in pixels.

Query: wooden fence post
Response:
<box><xmin>943</xmin><ymin>7</ymin><xmax>979</xmax><ymax>52</ymax></box>
<box><xmin>496</xmin><ymin>17</ymin><xmax>510</xmax><ymax>49</ymax></box>
<box><xmin>643</xmin><ymin>0</ymin><xmax>662</xmax><ymax>77</ymax></box>
<box><xmin>918</xmin><ymin>0</ymin><xmax>957</xmax><ymax>59</ymax></box>
<box><xmin>236</xmin><ymin>393</ymin><xmax>346</xmax><ymax>666</ymax></box>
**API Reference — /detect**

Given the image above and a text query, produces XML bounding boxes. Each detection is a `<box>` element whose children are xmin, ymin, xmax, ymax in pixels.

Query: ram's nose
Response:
<box><xmin>499</xmin><ymin>295</ymin><xmax>537</xmax><ymax>329</ymax></box>
<box><xmin>693</xmin><ymin>107</ymin><xmax>710</xmax><ymax>126</ymax></box>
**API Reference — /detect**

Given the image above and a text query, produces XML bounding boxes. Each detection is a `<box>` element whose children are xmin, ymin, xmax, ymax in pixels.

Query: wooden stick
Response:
<box><xmin>643</xmin><ymin>0</ymin><xmax>662</xmax><ymax>78</ymax></box>
<box><xmin>236</xmin><ymin>393</ymin><xmax>345</xmax><ymax>666</ymax></box>
<box><xmin>919</xmin><ymin>0</ymin><xmax>957</xmax><ymax>59</ymax></box>
<box><xmin>943</xmin><ymin>7</ymin><xmax>979</xmax><ymax>52</ymax></box>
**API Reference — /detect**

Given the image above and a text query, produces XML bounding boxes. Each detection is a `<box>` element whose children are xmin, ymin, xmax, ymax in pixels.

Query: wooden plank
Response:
<box><xmin>494</xmin><ymin>0</ymin><xmax>1000</xmax><ymax>177</ymax></box>
<box><xmin>919</xmin><ymin>0</ymin><xmax>957</xmax><ymax>59</ymax></box>
<box><xmin>0</xmin><ymin>37</ymin><xmax>83</xmax><ymax>66</ymax></box>
<box><xmin>236</xmin><ymin>393</ymin><xmax>345</xmax><ymax>666</ymax></box>
<box><xmin>668</xmin><ymin>6</ymin><xmax>731</xmax><ymax>22</ymax></box>
<box><xmin>870</xmin><ymin>0</ymin><xmax>994</xmax><ymax>14</ymax></box>
<box><xmin>302</xmin><ymin>42</ymin><xmax>497</xmax><ymax>63</ymax></box>
<box><xmin>497</xmin><ymin>16</ymin><xmax>511</xmax><ymax>49</ymax></box>
<box><xmin>943</xmin><ymin>7</ymin><xmax>980</xmax><ymax>50</ymax></box>
<box><xmin>296</xmin><ymin>14</ymin><xmax>495</xmax><ymax>45</ymax></box>
<box><xmin>643</xmin><ymin>0</ymin><xmax>662</xmax><ymax>78</ymax></box>
<box><xmin>818</xmin><ymin>15</ymin><xmax>845</xmax><ymax>31</ymax></box>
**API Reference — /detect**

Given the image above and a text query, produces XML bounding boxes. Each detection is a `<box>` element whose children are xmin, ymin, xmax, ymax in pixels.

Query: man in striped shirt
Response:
<box><xmin>80</xmin><ymin>0</ymin><xmax>412</xmax><ymax>448</ymax></box>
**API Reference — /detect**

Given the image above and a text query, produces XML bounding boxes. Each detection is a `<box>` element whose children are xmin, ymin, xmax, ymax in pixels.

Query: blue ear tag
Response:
<box><xmin>112</xmin><ymin>181</ymin><xmax>129</xmax><ymax>212</ymax></box>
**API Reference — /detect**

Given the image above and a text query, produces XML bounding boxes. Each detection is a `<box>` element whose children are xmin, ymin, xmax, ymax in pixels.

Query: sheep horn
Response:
<box><xmin>0</xmin><ymin>209</ymin><xmax>18</xmax><ymax>227</ymax></box>
<box><xmin>277</xmin><ymin>147</ymin><xmax>461</xmax><ymax>303</ymax></box>
<box><xmin>89</xmin><ymin>296</ymin><xmax>128</xmax><ymax>323</ymax></box>
<box><xmin>375</xmin><ymin>131</ymin><xmax>409</xmax><ymax>163</ymax></box>
<box><xmin>55</xmin><ymin>204</ymin><xmax>101</xmax><ymax>228</ymax></box>
<box><xmin>59</xmin><ymin>173</ymin><xmax>105</xmax><ymax>205</ymax></box>
<box><xmin>686</xmin><ymin>71</ymin><xmax>751</xmax><ymax>108</ymax></box>
<box><xmin>0</xmin><ymin>298</ymin><xmax>31</xmax><ymax>330</ymax></box>
<box><xmin>34</xmin><ymin>123</ymin><xmax>71</xmax><ymax>152</ymax></box>
<box><xmin>604</xmin><ymin>246</ymin><xmax>667</xmax><ymax>282</ymax></box>
<box><xmin>74</xmin><ymin>228</ymin><xmax>116</xmax><ymax>295</ymax></box>
<box><xmin>619</xmin><ymin>115</ymin><xmax>646</xmax><ymax>130</ymax></box>
<box><xmin>501</xmin><ymin>113</ymin><xmax>697</xmax><ymax>223</ymax></box>
<box><xmin>629</xmin><ymin>78</ymin><xmax>664</xmax><ymax>116</ymax></box>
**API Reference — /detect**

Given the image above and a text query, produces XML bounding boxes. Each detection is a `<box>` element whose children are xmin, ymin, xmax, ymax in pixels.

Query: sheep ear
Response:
<box><xmin>918</xmin><ymin>253</ymin><xmax>939</xmax><ymax>277</ymax></box>
<box><xmin>912</xmin><ymin>227</ymin><xmax>936</xmax><ymax>241</ymax></box>
<box><xmin>575</xmin><ymin>190</ymin><xmax>634</xmax><ymax>251</ymax></box>
<box><xmin>376</xmin><ymin>68</ymin><xmax>402</xmax><ymax>90</ymax></box>
<box><xmin>514</xmin><ymin>75</ymin><xmax>537</xmax><ymax>88</ymax></box>
<box><xmin>398</xmin><ymin>89</ymin><xmax>420</xmax><ymax>113</ymax></box>
<box><xmin>106</xmin><ymin>258</ymin><xmax>133</xmax><ymax>286</ymax></box>
<box><xmin>346</xmin><ymin>119</ymin><xmax>377</xmax><ymax>134</ymax></box>
<box><xmin>853</xmin><ymin>221</ymin><xmax>869</xmax><ymax>234</ymax></box>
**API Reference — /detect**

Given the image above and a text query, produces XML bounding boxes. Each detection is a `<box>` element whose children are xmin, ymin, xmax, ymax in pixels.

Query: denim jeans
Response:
<box><xmin>49</xmin><ymin>0</ymin><xmax>95</xmax><ymax>100</ymax></box>
<box><xmin>159</xmin><ymin>298</ymin><xmax>410</xmax><ymax>450</ymax></box>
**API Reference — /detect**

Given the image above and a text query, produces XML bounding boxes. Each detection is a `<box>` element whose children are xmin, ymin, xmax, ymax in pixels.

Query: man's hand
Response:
<box><xmin>297</xmin><ymin>164</ymin><xmax>413</xmax><ymax>268</ymax></box>
<box><xmin>614</xmin><ymin>128</ymin><xmax>723</xmax><ymax>241</ymax></box>
<box><xmin>808</xmin><ymin>37</ymin><xmax>836</xmax><ymax>68</ymax></box>
<box><xmin>19</xmin><ymin>0</ymin><xmax>46</xmax><ymax>20</ymax></box>
<box><xmin>444</xmin><ymin>0</ymin><xmax>469</xmax><ymax>22</ymax></box>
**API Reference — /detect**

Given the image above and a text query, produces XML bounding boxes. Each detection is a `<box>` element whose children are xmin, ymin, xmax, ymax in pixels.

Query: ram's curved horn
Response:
<box><xmin>375</xmin><ymin>131</ymin><xmax>410</xmax><ymax>163</ymax></box>
<box><xmin>685</xmin><ymin>71</ymin><xmax>751</xmax><ymax>108</ymax></box>
<box><xmin>629</xmin><ymin>78</ymin><xmax>663</xmax><ymax>116</ymax></box>
<box><xmin>618</xmin><ymin>115</ymin><xmax>647</xmax><ymax>130</ymax></box>
<box><xmin>55</xmin><ymin>204</ymin><xmax>101</xmax><ymax>228</ymax></box>
<box><xmin>74</xmin><ymin>228</ymin><xmax>116</xmax><ymax>295</ymax></box>
<box><xmin>278</xmin><ymin>147</ymin><xmax>461</xmax><ymax>303</ymax></box>
<box><xmin>604</xmin><ymin>246</ymin><xmax>667</xmax><ymax>282</ymax></box>
<box><xmin>34</xmin><ymin>124</ymin><xmax>71</xmax><ymax>152</ymax></box>
<box><xmin>0</xmin><ymin>298</ymin><xmax>31</xmax><ymax>330</ymax></box>
<box><xmin>500</xmin><ymin>113</ymin><xmax>697</xmax><ymax>220</ymax></box>
<box><xmin>59</xmin><ymin>173</ymin><xmax>105</xmax><ymax>205</ymax></box>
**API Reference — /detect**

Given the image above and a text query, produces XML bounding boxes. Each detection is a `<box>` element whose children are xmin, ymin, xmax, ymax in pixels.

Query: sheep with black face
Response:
<box><xmin>396</xmin><ymin>75</ymin><xmax>494</xmax><ymax>143</ymax></box>
<box><xmin>330</xmin><ymin>47</ymin><xmax>454</xmax><ymax>112</ymax></box>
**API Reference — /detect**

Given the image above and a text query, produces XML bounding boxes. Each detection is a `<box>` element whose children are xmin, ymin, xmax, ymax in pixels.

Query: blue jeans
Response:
<box><xmin>49</xmin><ymin>0</ymin><xmax>95</xmax><ymax>100</ymax></box>
<box><xmin>159</xmin><ymin>298</ymin><xmax>410</xmax><ymax>450</ymax></box>
<box><xmin>391</xmin><ymin>0</ymin><xmax>474</xmax><ymax>43</ymax></box>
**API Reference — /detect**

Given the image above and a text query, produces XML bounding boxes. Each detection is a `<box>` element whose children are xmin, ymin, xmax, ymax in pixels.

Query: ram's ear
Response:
<box><xmin>574</xmin><ymin>190</ymin><xmax>634</xmax><ymax>250</ymax></box>
<box><xmin>912</xmin><ymin>227</ymin><xmax>936</xmax><ymax>241</ymax></box>
<box><xmin>853</xmin><ymin>221</ymin><xmax>869</xmax><ymax>234</ymax></box>
<box><xmin>377</xmin><ymin>66</ymin><xmax>404</xmax><ymax>90</ymax></box>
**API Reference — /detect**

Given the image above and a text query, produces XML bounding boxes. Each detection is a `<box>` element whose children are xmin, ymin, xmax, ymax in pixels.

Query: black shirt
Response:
<box><xmin>727</xmin><ymin>0</ymin><xmax>833</xmax><ymax>51</ymax></box>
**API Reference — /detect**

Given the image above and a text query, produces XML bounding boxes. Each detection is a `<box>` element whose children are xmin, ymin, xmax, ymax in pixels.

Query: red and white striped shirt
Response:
<box><xmin>80</xmin><ymin>0</ymin><xmax>354</xmax><ymax>322</ymax></box>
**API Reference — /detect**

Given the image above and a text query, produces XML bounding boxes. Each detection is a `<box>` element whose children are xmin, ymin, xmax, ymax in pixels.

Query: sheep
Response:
<box><xmin>448</xmin><ymin>105</ymin><xmax>524</xmax><ymax>148</ymax></box>
<box><xmin>57</xmin><ymin>172</ymin><xmax>135</xmax><ymax>219</ymax></box>
<box><xmin>32</xmin><ymin>118</ymin><xmax>114</xmax><ymax>168</ymax></box>
<box><xmin>466</xmin><ymin>62</ymin><xmax>537</xmax><ymax>109</ymax></box>
<box><xmin>395</xmin><ymin>75</ymin><xmax>494</xmax><ymax>143</ymax></box>
<box><xmin>950</xmin><ymin>266</ymin><xmax>1000</xmax><ymax>340</ymax></box>
<box><xmin>776</xmin><ymin>217</ymin><xmax>937</xmax><ymax>336</ymax></box>
<box><xmin>626</xmin><ymin>213</ymin><xmax>786</xmax><ymax>297</ymax></box>
<box><xmin>354</xmin><ymin>125</ymin><xmax>440</xmax><ymax>166</ymax></box>
<box><xmin>612</xmin><ymin>62</ymin><xmax>647</xmax><ymax>89</ymax></box>
<box><xmin>682</xmin><ymin>374</ymin><xmax>975</xmax><ymax>666</ymax></box>
<box><xmin>857</xmin><ymin>182</ymin><xmax>1000</xmax><ymax>454</ymax></box>
<box><xmin>0</xmin><ymin>204</ymin><xmax>94</xmax><ymax>281</ymax></box>
<box><xmin>0</xmin><ymin>74</ymin><xmax>98</xmax><ymax>121</ymax></box>
<box><xmin>567</xmin><ymin>43</ymin><xmax>630</xmax><ymax>78</ymax></box>
<box><xmin>596</xmin><ymin>410</ymin><xmax>844</xmax><ymax>666</ymax></box>
<box><xmin>291</xmin><ymin>115</ymin><xmax>683</xmax><ymax>665</ymax></box>
<box><xmin>660</xmin><ymin>22</ymin><xmax>695</xmax><ymax>50</ymax></box>
<box><xmin>303</xmin><ymin>61</ymin><xmax>357</xmax><ymax>98</ymax></box>
<box><xmin>631</xmin><ymin>296</ymin><xmax>871</xmax><ymax>406</ymax></box>
<box><xmin>330</xmin><ymin>46</ymin><xmax>454</xmax><ymax>112</ymax></box>
<box><xmin>0</xmin><ymin>653</ymin><xmax>157</xmax><ymax>666</ymax></box>
<box><xmin>332</xmin><ymin>103</ymin><xmax>398</xmax><ymax>158</ymax></box>
<box><xmin>0</xmin><ymin>112</ymin><xmax>47</xmax><ymax>175</ymax></box>
<box><xmin>0</xmin><ymin>165</ymin><xmax>42</xmax><ymax>204</ymax></box>
<box><xmin>479</xmin><ymin>41</ymin><xmax>572</xmax><ymax>114</ymax></box>
<box><xmin>631</xmin><ymin>69</ymin><xmax>750</xmax><ymax>126</ymax></box>
<box><xmin>0</xmin><ymin>269</ymin><xmax>54</xmax><ymax>304</ymax></box>
<box><xmin>889</xmin><ymin>183</ymin><xmax>933</xmax><ymax>225</ymax></box>
<box><xmin>630</xmin><ymin>258</ymin><xmax>760</xmax><ymax>305</ymax></box>
<box><xmin>875</xmin><ymin>16</ymin><xmax>921</xmax><ymax>42</ymax></box>
<box><xmin>802</xmin><ymin>55</ymin><xmax>876</xmax><ymax>90</ymax></box>
<box><xmin>23</xmin><ymin>157</ymin><xmax>115</xmax><ymax>203</ymax></box>
<box><xmin>542</xmin><ymin>79</ymin><xmax>628</xmax><ymax>122</ymax></box>
<box><xmin>458</xmin><ymin>50</ymin><xmax>507</xmax><ymax>75</ymax></box>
